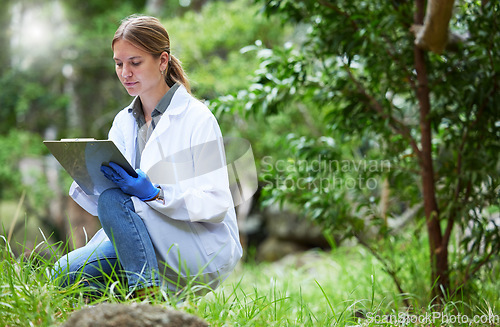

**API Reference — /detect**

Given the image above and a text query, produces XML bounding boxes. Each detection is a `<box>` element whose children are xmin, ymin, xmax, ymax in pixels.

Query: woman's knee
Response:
<box><xmin>50</xmin><ymin>242</ymin><xmax>121</xmax><ymax>289</ymax></box>
<box><xmin>98</xmin><ymin>188</ymin><xmax>123</xmax><ymax>209</ymax></box>
<box><xmin>97</xmin><ymin>188</ymin><xmax>128</xmax><ymax>221</ymax></box>
<box><xmin>51</xmin><ymin>253</ymin><xmax>78</xmax><ymax>287</ymax></box>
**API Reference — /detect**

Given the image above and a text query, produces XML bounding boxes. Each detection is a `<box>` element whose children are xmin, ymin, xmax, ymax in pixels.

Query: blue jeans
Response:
<box><xmin>52</xmin><ymin>188</ymin><xmax>160</xmax><ymax>292</ymax></box>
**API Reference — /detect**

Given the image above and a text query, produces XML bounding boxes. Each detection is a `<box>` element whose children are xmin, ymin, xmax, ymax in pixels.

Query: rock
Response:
<box><xmin>62</xmin><ymin>303</ymin><xmax>208</xmax><ymax>327</ymax></box>
<box><xmin>257</xmin><ymin>237</ymin><xmax>310</xmax><ymax>262</ymax></box>
<box><xmin>273</xmin><ymin>250</ymin><xmax>325</xmax><ymax>270</ymax></box>
<box><xmin>254</xmin><ymin>204</ymin><xmax>334</xmax><ymax>261</ymax></box>
<box><xmin>264</xmin><ymin>204</ymin><xmax>329</xmax><ymax>247</ymax></box>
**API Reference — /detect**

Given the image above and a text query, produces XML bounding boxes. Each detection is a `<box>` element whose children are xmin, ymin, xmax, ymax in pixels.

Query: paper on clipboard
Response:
<box><xmin>43</xmin><ymin>139</ymin><xmax>136</xmax><ymax>195</ymax></box>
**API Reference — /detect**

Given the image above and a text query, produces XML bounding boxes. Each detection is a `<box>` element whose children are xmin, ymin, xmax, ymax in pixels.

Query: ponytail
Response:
<box><xmin>165</xmin><ymin>54</ymin><xmax>191</xmax><ymax>93</ymax></box>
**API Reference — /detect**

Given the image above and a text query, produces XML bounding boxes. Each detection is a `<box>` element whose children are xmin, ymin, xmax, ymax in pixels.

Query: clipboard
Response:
<box><xmin>44</xmin><ymin>139</ymin><xmax>137</xmax><ymax>195</ymax></box>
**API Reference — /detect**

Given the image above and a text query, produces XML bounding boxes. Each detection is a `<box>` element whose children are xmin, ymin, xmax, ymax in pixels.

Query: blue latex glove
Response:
<box><xmin>100</xmin><ymin>162</ymin><xmax>160</xmax><ymax>201</ymax></box>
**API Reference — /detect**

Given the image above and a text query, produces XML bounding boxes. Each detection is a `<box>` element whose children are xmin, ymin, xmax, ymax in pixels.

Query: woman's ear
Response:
<box><xmin>159</xmin><ymin>51</ymin><xmax>169</xmax><ymax>72</ymax></box>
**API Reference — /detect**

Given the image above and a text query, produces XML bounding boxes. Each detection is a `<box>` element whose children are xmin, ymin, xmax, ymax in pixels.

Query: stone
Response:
<box><xmin>256</xmin><ymin>237</ymin><xmax>310</xmax><ymax>262</ymax></box>
<box><xmin>61</xmin><ymin>303</ymin><xmax>208</xmax><ymax>327</ymax></box>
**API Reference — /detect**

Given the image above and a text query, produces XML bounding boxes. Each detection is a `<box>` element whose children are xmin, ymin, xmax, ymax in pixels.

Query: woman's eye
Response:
<box><xmin>116</xmin><ymin>62</ymin><xmax>123</xmax><ymax>67</ymax></box>
<box><xmin>132</xmin><ymin>62</ymin><xmax>141</xmax><ymax>66</ymax></box>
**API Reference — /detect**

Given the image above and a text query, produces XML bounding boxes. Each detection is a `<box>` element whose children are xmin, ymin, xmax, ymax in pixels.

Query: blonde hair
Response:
<box><xmin>112</xmin><ymin>14</ymin><xmax>190</xmax><ymax>93</ymax></box>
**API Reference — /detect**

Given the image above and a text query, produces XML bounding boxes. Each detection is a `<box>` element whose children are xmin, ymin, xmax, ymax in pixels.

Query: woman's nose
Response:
<box><xmin>122</xmin><ymin>65</ymin><xmax>132</xmax><ymax>78</ymax></box>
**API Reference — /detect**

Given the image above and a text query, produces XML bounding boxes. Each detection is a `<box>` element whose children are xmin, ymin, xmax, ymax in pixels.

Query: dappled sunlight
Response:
<box><xmin>9</xmin><ymin>0</ymin><xmax>69</xmax><ymax>69</ymax></box>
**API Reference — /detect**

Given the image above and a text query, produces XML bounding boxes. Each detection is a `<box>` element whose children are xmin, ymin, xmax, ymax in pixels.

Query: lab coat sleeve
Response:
<box><xmin>147</xmin><ymin>114</ymin><xmax>233</xmax><ymax>224</ymax></box>
<box><xmin>69</xmin><ymin>181</ymin><xmax>99</xmax><ymax>216</ymax></box>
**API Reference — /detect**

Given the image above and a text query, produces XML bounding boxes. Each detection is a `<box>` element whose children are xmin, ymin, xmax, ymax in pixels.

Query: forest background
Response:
<box><xmin>0</xmin><ymin>0</ymin><xmax>498</xmax><ymax>325</ymax></box>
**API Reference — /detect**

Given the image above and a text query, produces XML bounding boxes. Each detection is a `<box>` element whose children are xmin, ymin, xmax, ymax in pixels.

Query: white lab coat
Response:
<box><xmin>69</xmin><ymin>85</ymin><xmax>242</xmax><ymax>292</ymax></box>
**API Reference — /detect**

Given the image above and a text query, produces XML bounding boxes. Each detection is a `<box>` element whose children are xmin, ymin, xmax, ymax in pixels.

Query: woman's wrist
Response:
<box><xmin>144</xmin><ymin>187</ymin><xmax>160</xmax><ymax>201</ymax></box>
<box><xmin>145</xmin><ymin>186</ymin><xmax>163</xmax><ymax>202</ymax></box>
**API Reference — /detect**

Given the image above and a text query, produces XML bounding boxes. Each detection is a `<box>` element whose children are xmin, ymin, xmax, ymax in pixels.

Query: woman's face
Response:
<box><xmin>113</xmin><ymin>39</ymin><xmax>167</xmax><ymax>97</ymax></box>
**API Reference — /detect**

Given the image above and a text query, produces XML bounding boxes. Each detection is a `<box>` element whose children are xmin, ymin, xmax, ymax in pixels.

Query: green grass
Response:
<box><xmin>0</xmin><ymin>233</ymin><xmax>498</xmax><ymax>326</ymax></box>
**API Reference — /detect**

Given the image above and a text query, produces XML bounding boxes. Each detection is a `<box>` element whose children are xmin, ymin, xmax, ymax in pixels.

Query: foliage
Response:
<box><xmin>212</xmin><ymin>0</ymin><xmax>500</xmax><ymax>301</ymax></box>
<box><xmin>0</xmin><ymin>130</ymin><xmax>46</xmax><ymax>200</ymax></box>
<box><xmin>0</xmin><ymin>67</ymin><xmax>69</xmax><ymax>136</ymax></box>
<box><xmin>166</xmin><ymin>0</ymin><xmax>287</xmax><ymax>100</ymax></box>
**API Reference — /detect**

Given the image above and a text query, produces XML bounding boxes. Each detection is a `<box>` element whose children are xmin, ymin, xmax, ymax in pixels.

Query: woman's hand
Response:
<box><xmin>101</xmin><ymin>162</ymin><xmax>160</xmax><ymax>201</ymax></box>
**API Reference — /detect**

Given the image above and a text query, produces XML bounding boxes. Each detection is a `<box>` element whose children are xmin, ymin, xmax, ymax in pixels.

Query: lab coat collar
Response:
<box><xmin>141</xmin><ymin>84</ymin><xmax>191</xmax><ymax>153</ymax></box>
<box><xmin>162</xmin><ymin>84</ymin><xmax>190</xmax><ymax>117</ymax></box>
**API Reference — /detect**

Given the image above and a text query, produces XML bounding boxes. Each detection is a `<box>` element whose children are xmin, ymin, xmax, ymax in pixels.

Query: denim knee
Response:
<box><xmin>98</xmin><ymin>188</ymin><xmax>130</xmax><ymax>223</ymax></box>
<box><xmin>98</xmin><ymin>187</ymin><xmax>124</xmax><ymax>210</ymax></box>
<box><xmin>51</xmin><ymin>254</ymin><xmax>72</xmax><ymax>287</ymax></box>
<box><xmin>51</xmin><ymin>253</ymin><xmax>91</xmax><ymax>288</ymax></box>
<box><xmin>50</xmin><ymin>242</ymin><xmax>122</xmax><ymax>291</ymax></box>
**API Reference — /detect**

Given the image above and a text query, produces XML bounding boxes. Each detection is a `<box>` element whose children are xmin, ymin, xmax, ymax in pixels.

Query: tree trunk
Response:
<box><xmin>414</xmin><ymin>0</ymin><xmax>449</xmax><ymax>303</ymax></box>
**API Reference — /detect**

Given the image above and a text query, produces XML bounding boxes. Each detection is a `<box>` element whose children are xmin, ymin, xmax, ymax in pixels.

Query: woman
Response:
<box><xmin>52</xmin><ymin>15</ymin><xmax>242</xmax><ymax>297</ymax></box>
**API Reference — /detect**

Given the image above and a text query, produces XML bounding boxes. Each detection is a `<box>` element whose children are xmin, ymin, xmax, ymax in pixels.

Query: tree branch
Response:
<box><xmin>411</xmin><ymin>0</ymin><xmax>456</xmax><ymax>54</ymax></box>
